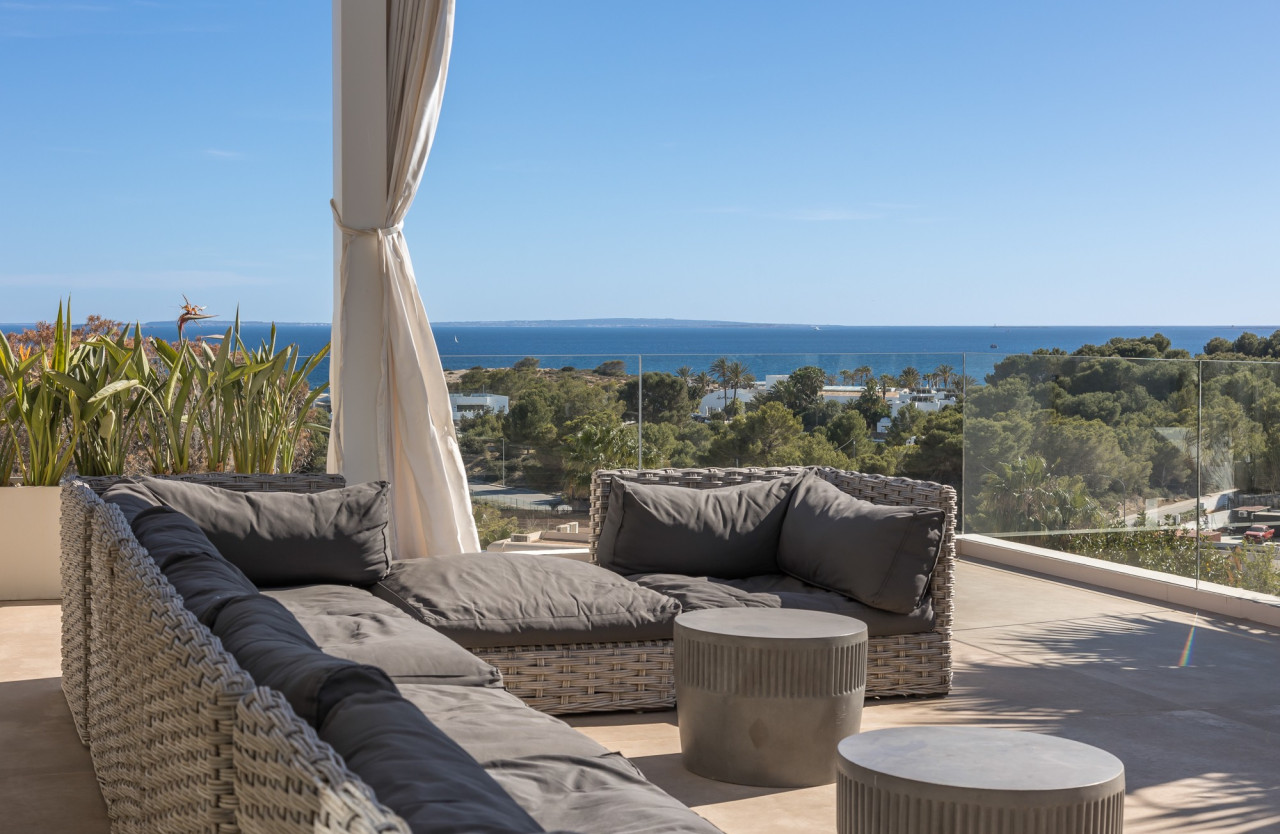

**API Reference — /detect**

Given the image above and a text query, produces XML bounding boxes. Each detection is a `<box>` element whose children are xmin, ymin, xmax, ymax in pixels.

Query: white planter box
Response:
<box><xmin>0</xmin><ymin>485</ymin><xmax>62</xmax><ymax>601</ymax></box>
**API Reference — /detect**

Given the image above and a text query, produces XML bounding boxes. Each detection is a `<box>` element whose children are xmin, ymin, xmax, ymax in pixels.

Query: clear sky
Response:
<box><xmin>1</xmin><ymin>1</ymin><xmax>1277</xmax><ymax>326</ymax></box>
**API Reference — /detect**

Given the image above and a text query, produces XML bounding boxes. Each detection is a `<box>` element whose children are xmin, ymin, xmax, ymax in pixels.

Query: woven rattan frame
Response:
<box><xmin>84</xmin><ymin>501</ymin><xmax>256</xmax><ymax>832</ymax></box>
<box><xmin>473</xmin><ymin>640</ymin><xmax>675</xmax><ymax>715</ymax></box>
<box><xmin>65</xmin><ymin>473</ymin><xmax>407</xmax><ymax>833</ymax></box>
<box><xmin>60</xmin><ymin>480</ymin><xmax>98</xmax><ymax>745</ymax></box>
<box><xmin>589</xmin><ymin>466</ymin><xmax>957</xmax><ymax>698</ymax></box>
<box><xmin>234</xmin><ymin>688</ymin><xmax>410</xmax><ymax>834</ymax></box>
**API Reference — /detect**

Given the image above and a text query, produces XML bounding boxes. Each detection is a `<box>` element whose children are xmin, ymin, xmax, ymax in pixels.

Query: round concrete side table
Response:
<box><xmin>675</xmin><ymin>608</ymin><xmax>868</xmax><ymax>788</ymax></box>
<box><xmin>837</xmin><ymin>727</ymin><xmax>1125</xmax><ymax>834</ymax></box>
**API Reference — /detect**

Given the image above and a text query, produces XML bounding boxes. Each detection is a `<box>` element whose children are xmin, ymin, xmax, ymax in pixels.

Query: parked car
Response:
<box><xmin>1243</xmin><ymin>524</ymin><xmax>1275</xmax><ymax>542</ymax></box>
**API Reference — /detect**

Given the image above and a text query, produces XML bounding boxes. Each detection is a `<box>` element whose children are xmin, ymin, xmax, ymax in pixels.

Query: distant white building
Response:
<box><xmin>697</xmin><ymin>385</ymin><xmax>762</xmax><ymax>416</ymax></box>
<box><xmin>449</xmin><ymin>393</ymin><xmax>509</xmax><ymax>422</ymax></box>
<box><xmin>695</xmin><ymin>377</ymin><xmax>956</xmax><ymax>423</ymax></box>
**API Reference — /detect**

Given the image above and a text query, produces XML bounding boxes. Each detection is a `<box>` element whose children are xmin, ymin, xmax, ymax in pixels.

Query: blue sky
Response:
<box><xmin>1</xmin><ymin>1</ymin><xmax>1277</xmax><ymax>326</ymax></box>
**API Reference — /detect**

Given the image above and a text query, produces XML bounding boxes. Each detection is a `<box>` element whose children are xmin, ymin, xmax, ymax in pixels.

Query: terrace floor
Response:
<box><xmin>4</xmin><ymin>560</ymin><xmax>1280</xmax><ymax>833</ymax></box>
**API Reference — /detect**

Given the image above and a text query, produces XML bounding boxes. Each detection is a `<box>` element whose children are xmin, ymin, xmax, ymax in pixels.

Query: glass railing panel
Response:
<box><xmin>636</xmin><ymin>353</ymin><xmax>965</xmax><ymax>485</ymax></box>
<box><xmin>963</xmin><ymin>353</ymin><xmax>1206</xmax><ymax>582</ymax></box>
<box><xmin>1198</xmin><ymin>358</ymin><xmax>1280</xmax><ymax>594</ymax></box>
<box><xmin>444</xmin><ymin>354</ymin><xmax>638</xmax><ymax>551</ymax></box>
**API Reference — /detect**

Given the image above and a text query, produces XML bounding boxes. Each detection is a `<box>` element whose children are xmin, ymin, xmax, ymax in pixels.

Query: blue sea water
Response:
<box><xmin>4</xmin><ymin>321</ymin><xmax>1277</xmax><ymax>390</ymax></box>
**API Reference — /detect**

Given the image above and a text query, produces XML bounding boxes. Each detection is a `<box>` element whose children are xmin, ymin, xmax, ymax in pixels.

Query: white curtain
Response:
<box><xmin>329</xmin><ymin>0</ymin><xmax>480</xmax><ymax>557</ymax></box>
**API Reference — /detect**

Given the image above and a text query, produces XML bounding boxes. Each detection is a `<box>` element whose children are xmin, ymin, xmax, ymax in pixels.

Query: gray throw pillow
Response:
<box><xmin>595</xmin><ymin>477</ymin><xmax>795</xmax><ymax>578</ymax></box>
<box><xmin>777</xmin><ymin>472</ymin><xmax>944</xmax><ymax>614</ymax></box>
<box><xmin>136</xmin><ymin>476</ymin><xmax>391</xmax><ymax>587</ymax></box>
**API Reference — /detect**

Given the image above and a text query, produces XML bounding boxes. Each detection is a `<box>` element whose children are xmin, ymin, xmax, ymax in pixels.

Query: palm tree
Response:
<box><xmin>709</xmin><ymin>357</ymin><xmax>730</xmax><ymax>410</ymax></box>
<box><xmin>879</xmin><ymin>373</ymin><xmax>896</xmax><ymax>395</ymax></box>
<box><xmin>693</xmin><ymin>371</ymin><xmax>715</xmax><ymax>398</ymax></box>
<box><xmin>980</xmin><ymin>456</ymin><xmax>1103</xmax><ymax>534</ymax></box>
<box><xmin>899</xmin><ymin>366</ymin><xmax>921</xmax><ymax>390</ymax></box>
<box><xmin>853</xmin><ymin>365</ymin><xmax>873</xmax><ymax>387</ymax></box>
<box><xmin>726</xmin><ymin>361</ymin><xmax>755</xmax><ymax>405</ymax></box>
<box><xmin>932</xmin><ymin>364</ymin><xmax>955</xmax><ymax>392</ymax></box>
<box><xmin>839</xmin><ymin>369</ymin><xmax>857</xmax><ymax>386</ymax></box>
<box><xmin>676</xmin><ymin>365</ymin><xmax>693</xmax><ymax>384</ymax></box>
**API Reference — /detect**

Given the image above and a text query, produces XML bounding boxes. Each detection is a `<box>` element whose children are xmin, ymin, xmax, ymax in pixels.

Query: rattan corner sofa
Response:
<box><xmin>59</xmin><ymin>465</ymin><xmax>955</xmax><ymax>833</ymax></box>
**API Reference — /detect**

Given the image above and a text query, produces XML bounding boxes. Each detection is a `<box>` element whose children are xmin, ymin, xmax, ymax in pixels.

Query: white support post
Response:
<box><xmin>333</xmin><ymin>0</ymin><xmax>388</xmax><ymax>484</ymax></box>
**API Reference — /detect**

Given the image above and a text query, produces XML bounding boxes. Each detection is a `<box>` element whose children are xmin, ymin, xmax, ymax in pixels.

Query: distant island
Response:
<box><xmin>435</xmin><ymin>318</ymin><xmax>806</xmax><ymax>328</ymax></box>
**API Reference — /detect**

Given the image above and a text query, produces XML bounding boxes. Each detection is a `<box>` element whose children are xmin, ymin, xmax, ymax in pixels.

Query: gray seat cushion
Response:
<box><xmin>628</xmin><ymin>572</ymin><xmax>934</xmax><ymax>638</ymax></box>
<box><xmin>397</xmin><ymin>685</ymin><xmax>721</xmax><ymax>834</ymax></box>
<box><xmin>596</xmin><ymin>477</ymin><xmax>795</xmax><ymax>578</ymax></box>
<box><xmin>125</xmin><ymin>505</ymin><xmax>259</xmax><ymax>626</ymax></box>
<box><xmin>211</xmin><ymin>593</ymin><xmax>397</xmax><ymax>727</ymax></box>
<box><xmin>489</xmin><ymin>753</ymin><xmax>723</xmax><ymax>834</ymax></box>
<box><xmin>374</xmin><ymin>553</ymin><xmax>680</xmax><ymax>648</ymax></box>
<box><xmin>133</xmin><ymin>476</ymin><xmax>392</xmax><ymax>587</ymax></box>
<box><xmin>778</xmin><ymin>471</ymin><xmax>945</xmax><ymax>614</ymax></box>
<box><xmin>319</xmin><ymin>688</ymin><xmax>545</xmax><ymax>834</ymax></box>
<box><xmin>397</xmin><ymin>684</ymin><xmax>611</xmax><ymax>764</ymax></box>
<box><xmin>263</xmin><ymin>585</ymin><xmax>502</xmax><ymax>688</ymax></box>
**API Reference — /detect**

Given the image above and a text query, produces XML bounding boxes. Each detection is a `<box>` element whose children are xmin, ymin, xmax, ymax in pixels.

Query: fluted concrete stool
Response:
<box><xmin>837</xmin><ymin>727</ymin><xmax>1125</xmax><ymax>834</ymax></box>
<box><xmin>675</xmin><ymin>608</ymin><xmax>867</xmax><ymax>787</ymax></box>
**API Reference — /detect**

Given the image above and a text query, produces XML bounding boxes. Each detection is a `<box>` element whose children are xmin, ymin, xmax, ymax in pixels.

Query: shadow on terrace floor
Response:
<box><xmin>570</xmin><ymin>562</ymin><xmax>1280</xmax><ymax>834</ymax></box>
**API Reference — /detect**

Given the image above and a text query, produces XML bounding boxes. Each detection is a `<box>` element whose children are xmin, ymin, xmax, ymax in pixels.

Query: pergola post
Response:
<box><xmin>331</xmin><ymin>0</ymin><xmax>387</xmax><ymax>485</ymax></box>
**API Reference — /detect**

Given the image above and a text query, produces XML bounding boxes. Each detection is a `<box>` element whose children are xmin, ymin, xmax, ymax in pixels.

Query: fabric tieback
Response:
<box><xmin>330</xmin><ymin>199</ymin><xmax>405</xmax><ymax>273</ymax></box>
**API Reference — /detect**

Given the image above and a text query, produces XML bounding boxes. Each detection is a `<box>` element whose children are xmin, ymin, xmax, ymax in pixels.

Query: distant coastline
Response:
<box><xmin>4</xmin><ymin>321</ymin><xmax>1278</xmax><ymax>391</ymax></box>
<box><xmin>6</xmin><ymin>317</ymin><xmax>1277</xmax><ymax>331</ymax></box>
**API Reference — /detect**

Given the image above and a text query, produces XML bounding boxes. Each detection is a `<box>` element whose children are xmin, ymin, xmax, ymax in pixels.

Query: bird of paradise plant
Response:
<box><xmin>177</xmin><ymin>295</ymin><xmax>215</xmax><ymax>341</ymax></box>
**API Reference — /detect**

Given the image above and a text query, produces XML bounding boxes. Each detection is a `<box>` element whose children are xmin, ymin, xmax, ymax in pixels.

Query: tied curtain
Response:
<box><xmin>329</xmin><ymin>0</ymin><xmax>480</xmax><ymax>557</ymax></box>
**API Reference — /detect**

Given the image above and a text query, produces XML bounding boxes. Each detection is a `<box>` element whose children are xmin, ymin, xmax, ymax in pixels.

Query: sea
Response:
<box><xmin>3</xmin><ymin>321</ymin><xmax>1277</xmax><ymax>391</ymax></box>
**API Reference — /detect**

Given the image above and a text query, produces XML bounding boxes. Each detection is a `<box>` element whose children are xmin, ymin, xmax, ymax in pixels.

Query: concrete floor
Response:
<box><xmin>0</xmin><ymin>600</ymin><xmax>109</xmax><ymax>833</ymax></box>
<box><xmin>566</xmin><ymin>561</ymin><xmax>1280</xmax><ymax>834</ymax></box>
<box><xmin>3</xmin><ymin>560</ymin><xmax>1279</xmax><ymax>833</ymax></box>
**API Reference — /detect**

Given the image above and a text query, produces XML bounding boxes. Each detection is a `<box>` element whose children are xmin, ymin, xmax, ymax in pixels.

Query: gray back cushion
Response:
<box><xmin>126</xmin><ymin>505</ymin><xmax>259</xmax><ymax>626</ymax></box>
<box><xmin>320</xmin><ymin>689</ymin><xmax>545</xmax><ymax>834</ymax></box>
<box><xmin>777</xmin><ymin>472</ymin><xmax>944</xmax><ymax>614</ymax></box>
<box><xmin>211</xmin><ymin>593</ymin><xmax>397</xmax><ymax>727</ymax></box>
<box><xmin>136</xmin><ymin>476</ymin><xmax>391</xmax><ymax>587</ymax></box>
<box><xmin>101</xmin><ymin>480</ymin><xmax>163</xmax><ymax>524</ymax></box>
<box><xmin>596</xmin><ymin>477</ymin><xmax>795</xmax><ymax>578</ymax></box>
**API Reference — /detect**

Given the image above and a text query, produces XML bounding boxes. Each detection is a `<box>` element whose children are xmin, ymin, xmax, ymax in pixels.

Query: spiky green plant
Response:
<box><xmin>141</xmin><ymin>338</ymin><xmax>202</xmax><ymax>474</ymax></box>
<box><xmin>223</xmin><ymin>323</ymin><xmax>329</xmax><ymax>473</ymax></box>
<box><xmin>54</xmin><ymin>323</ymin><xmax>155</xmax><ymax>476</ymax></box>
<box><xmin>0</xmin><ymin>300</ymin><xmax>78</xmax><ymax>485</ymax></box>
<box><xmin>188</xmin><ymin>315</ymin><xmax>329</xmax><ymax>474</ymax></box>
<box><xmin>0</xmin><ymin>422</ymin><xmax>17</xmax><ymax>485</ymax></box>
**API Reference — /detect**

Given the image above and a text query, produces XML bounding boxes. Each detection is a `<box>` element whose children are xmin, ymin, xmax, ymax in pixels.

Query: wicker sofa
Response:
<box><xmin>59</xmin><ymin>466</ymin><xmax>955</xmax><ymax>832</ymax></box>
<box><xmin>61</xmin><ymin>474</ymin><xmax>722</xmax><ymax>834</ymax></box>
<box><xmin>589</xmin><ymin>466</ymin><xmax>956</xmax><ymax>700</ymax></box>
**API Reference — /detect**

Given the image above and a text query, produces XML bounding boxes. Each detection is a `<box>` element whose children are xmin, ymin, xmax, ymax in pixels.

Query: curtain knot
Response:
<box><xmin>330</xmin><ymin>198</ymin><xmax>403</xmax><ymax>239</ymax></box>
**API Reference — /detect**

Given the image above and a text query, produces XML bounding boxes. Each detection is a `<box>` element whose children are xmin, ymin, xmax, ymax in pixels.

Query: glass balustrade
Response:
<box><xmin>437</xmin><ymin>349</ymin><xmax>1280</xmax><ymax>601</ymax></box>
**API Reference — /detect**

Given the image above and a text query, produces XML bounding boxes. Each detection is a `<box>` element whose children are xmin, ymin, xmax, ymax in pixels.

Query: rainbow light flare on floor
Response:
<box><xmin>1178</xmin><ymin>614</ymin><xmax>1200</xmax><ymax>667</ymax></box>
